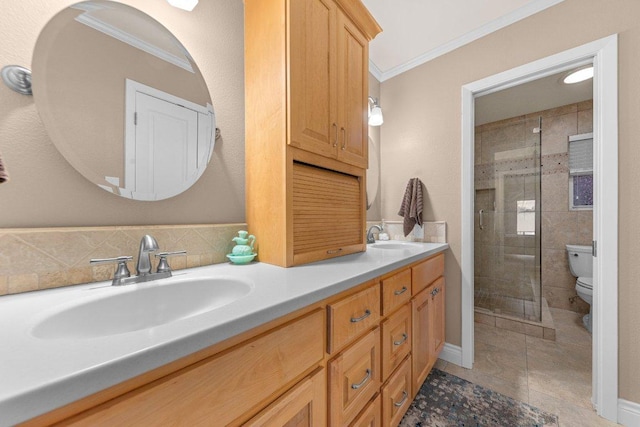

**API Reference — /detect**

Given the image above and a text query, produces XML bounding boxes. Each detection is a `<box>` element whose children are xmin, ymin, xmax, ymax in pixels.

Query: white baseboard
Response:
<box><xmin>618</xmin><ymin>398</ymin><xmax>640</xmax><ymax>426</ymax></box>
<box><xmin>439</xmin><ymin>342</ymin><xmax>462</xmax><ymax>366</ymax></box>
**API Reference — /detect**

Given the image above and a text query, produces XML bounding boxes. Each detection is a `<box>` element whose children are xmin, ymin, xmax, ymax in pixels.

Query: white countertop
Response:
<box><xmin>0</xmin><ymin>242</ymin><xmax>448</xmax><ymax>426</ymax></box>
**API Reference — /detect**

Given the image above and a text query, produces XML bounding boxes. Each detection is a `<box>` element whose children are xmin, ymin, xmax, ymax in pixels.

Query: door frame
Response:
<box><xmin>460</xmin><ymin>35</ymin><xmax>618</xmax><ymax>422</ymax></box>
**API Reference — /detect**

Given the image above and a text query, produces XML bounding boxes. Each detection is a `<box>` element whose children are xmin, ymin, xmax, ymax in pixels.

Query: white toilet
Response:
<box><xmin>566</xmin><ymin>244</ymin><xmax>594</xmax><ymax>332</ymax></box>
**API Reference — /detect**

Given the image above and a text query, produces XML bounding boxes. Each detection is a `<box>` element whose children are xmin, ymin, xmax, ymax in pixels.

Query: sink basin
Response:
<box><xmin>369</xmin><ymin>241</ymin><xmax>422</xmax><ymax>250</ymax></box>
<box><xmin>31</xmin><ymin>277</ymin><xmax>253</xmax><ymax>340</ymax></box>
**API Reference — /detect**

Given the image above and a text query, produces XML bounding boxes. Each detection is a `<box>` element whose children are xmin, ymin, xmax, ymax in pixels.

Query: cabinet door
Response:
<box><xmin>244</xmin><ymin>368</ymin><xmax>326</xmax><ymax>426</ymax></box>
<box><xmin>336</xmin><ymin>9</ymin><xmax>368</xmax><ymax>168</ymax></box>
<box><xmin>289</xmin><ymin>0</ymin><xmax>338</xmax><ymax>159</ymax></box>
<box><xmin>411</xmin><ymin>286</ymin><xmax>433</xmax><ymax>397</ymax></box>
<box><xmin>292</xmin><ymin>162</ymin><xmax>365</xmax><ymax>265</ymax></box>
<box><xmin>430</xmin><ymin>278</ymin><xmax>446</xmax><ymax>359</ymax></box>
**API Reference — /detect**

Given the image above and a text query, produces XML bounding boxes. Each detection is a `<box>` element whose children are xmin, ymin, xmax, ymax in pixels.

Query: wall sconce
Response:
<box><xmin>368</xmin><ymin>96</ymin><xmax>383</xmax><ymax>126</ymax></box>
<box><xmin>167</xmin><ymin>0</ymin><xmax>199</xmax><ymax>11</ymax></box>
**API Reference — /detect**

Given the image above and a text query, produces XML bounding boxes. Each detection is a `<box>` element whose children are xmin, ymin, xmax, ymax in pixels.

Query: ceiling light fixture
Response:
<box><xmin>167</xmin><ymin>0</ymin><xmax>199</xmax><ymax>11</ymax></box>
<box><xmin>368</xmin><ymin>96</ymin><xmax>383</xmax><ymax>126</ymax></box>
<box><xmin>563</xmin><ymin>66</ymin><xmax>594</xmax><ymax>84</ymax></box>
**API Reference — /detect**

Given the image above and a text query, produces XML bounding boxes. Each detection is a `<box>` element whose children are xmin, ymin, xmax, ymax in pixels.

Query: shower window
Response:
<box><xmin>516</xmin><ymin>200</ymin><xmax>536</xmax><ymax>235</ymax></box>
<box><xmin>568</xmin><ymin>133</ymin><xmax>593</xmax><ymax>210</ymax></box>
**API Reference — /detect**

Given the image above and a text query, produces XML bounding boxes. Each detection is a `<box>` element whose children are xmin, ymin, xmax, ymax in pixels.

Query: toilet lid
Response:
<box><xmin>577</xmin><ymin>277</ymin><xmax>593</xmax><ymax>289</ymax></box>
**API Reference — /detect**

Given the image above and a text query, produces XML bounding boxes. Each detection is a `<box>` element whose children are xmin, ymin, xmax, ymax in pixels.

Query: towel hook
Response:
<box><xmin>1</xmin><ymin>65</ymin><xmax>32</xmax><ymax>95</ymax></box>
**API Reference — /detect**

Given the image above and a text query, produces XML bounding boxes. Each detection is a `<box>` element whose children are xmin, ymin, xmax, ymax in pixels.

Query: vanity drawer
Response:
<box><xmin>382</xmin><ymin>356</ymin><xmax>412</xmax><ymax>427</ymax></box>
<box><xmin>350</xmin><ymin>394</ymin><xmax>381</xmax><ymax>427</ymax></box>
<box><xmin>59</xmin><ymin>309</ymin><xmax>325</xmax><ymax>426</ymax></box>
<box><xmin>412</xmin><ymin>253</ymin><xmax>444</xmax><ymax>294</ymax></box>
<box><xmin>381</xmin><ymin>268</ymin><xmax>412</xmax><ymax>315</ymax></box>
<box><xmin>381</xmin><ymin>304</ymin><xmax>411</xmax><ymax>382</ymax></box>
<box><xmin>329</xmin><ymin>327</ymin><xmax>381</xmax><ymax>426</ymax></box>
<box><xmin>327</xmin><ymin>283</ymin><xmax>380</xmax><ymax>354</ymax></box>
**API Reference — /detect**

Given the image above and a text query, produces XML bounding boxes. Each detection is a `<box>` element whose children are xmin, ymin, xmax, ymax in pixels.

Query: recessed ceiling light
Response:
<box><xmin>167</xmin><ymin>0</ymin><xmax>198</xmax><ymax>11</ymax></box>
<box><xmin>563</xmin><ymin>66</ymin><xmax>594</xmax><ymax>84</ymax></box>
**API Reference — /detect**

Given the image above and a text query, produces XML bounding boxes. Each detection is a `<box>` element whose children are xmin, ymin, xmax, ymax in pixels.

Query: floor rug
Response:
<box><xmin>400</xmin><ymin>369</ymin><xmax>559</xmax><ymax>427</ymax></box>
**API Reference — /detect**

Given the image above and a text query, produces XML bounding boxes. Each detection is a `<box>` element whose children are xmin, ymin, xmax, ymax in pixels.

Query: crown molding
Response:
<box><xmin>369</xmin><ymin>0</ymin><xmax>565</xmax><ymax>82</ymax></box>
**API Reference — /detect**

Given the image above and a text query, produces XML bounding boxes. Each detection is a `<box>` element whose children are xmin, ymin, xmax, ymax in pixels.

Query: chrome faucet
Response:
<box><xmin>90</xmin><ymin>235</ymin><xmax>186</xmax><ymax>286</ymax></box>
<box><xmin>367</xmin><ymin>225</ymin><xmax>383</xmax><ymax>244</ymax></box>
<box><xmin>136</xmin><ymin>234</ymin><xmax>159</xmax><ymax>276</ymax></box>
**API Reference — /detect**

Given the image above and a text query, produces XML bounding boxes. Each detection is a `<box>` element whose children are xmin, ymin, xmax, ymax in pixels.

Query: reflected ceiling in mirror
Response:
<box><xmin>32</xmin><ymin>1</ymin><xmax>215</xmax><ymax>201</ymax></box>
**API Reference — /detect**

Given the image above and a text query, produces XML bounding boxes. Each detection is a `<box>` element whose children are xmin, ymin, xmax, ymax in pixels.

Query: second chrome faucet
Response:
<box><xmin>90</xmin><ymin>234</ymin><xmax>186</xmax><ymax>286</ymax></box>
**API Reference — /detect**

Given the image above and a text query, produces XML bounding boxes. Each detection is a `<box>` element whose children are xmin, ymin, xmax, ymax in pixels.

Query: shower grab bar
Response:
<box><xmin>479</xmin><ymin>209</ymin><xmax>484</xmax><ymax>230</ymax></box>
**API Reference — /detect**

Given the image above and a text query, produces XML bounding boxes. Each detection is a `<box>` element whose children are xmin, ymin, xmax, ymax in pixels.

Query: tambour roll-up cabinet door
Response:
<box><xmin>292</xmin><ymin>162</ymin><xmax>364</xmax><ymax>264</ymax></box>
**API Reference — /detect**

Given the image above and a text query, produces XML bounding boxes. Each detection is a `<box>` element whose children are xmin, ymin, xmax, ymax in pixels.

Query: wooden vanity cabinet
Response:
<box><xmin>244</xmin><ymin>0</ymin><xmax>381</xmax><ymax>267</ymax></box>
<box><xmin>29</xmin><ymin>252</ymin><xmax>446</xmax><ymax>427</ymax></box>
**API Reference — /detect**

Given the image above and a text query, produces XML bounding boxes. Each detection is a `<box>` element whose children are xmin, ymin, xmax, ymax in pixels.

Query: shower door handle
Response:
<box><xmin>479</xmin><ymin>209</ymin><xmax>484</xmax><ymax>230</ymax></box>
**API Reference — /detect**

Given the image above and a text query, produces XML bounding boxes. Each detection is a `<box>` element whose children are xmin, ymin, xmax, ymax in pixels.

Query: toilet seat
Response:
<box><xmin>577</xmin><ymin>277</ymin><xmax>593</xmax><ymax>290</ymax></box>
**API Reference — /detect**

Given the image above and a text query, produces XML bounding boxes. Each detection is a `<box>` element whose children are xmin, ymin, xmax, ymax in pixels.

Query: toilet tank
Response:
<box><xmin>566</xmin><ymin>244</ymin><xmax>593</xmax><ymax>277</ymax></box>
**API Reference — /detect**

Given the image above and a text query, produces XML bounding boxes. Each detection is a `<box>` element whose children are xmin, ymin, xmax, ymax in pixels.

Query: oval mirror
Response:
<box><xmin>32</xmin><ymin>1</ymin><xmax>215</xmax><ymax>201</ymax></box>
<box><xmin>366</xmin><ymin>136</ymin><xmax>379</xmax><ymax>210</ymax></box>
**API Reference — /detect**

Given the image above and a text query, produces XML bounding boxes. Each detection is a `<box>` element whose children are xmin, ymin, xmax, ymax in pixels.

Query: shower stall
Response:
<box><xmin>474</xmin><ymin>116</ymin><xmax>543</xmax><ymax>322</ymax></box>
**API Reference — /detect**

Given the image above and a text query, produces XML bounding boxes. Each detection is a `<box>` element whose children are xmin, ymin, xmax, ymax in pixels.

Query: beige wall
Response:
<box><xmin>379</xmin><ymin>0</ymin><xmax>640</xmax><ymax>403</ymax></box>
<box><xmin>0</xmin><ymin>0</ymin><xmax>245</xmax><ymax>227</ymax></box>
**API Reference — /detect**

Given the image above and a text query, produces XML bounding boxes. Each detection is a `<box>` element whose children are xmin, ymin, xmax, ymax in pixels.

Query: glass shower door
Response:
<box><xmin>474</xmin><ymin>116</ymin><xmax>542</xmax><ymax>322</ymax></box>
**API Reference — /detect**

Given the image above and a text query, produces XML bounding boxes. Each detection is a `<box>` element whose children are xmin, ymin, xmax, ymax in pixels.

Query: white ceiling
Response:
<box><xmin>363</xmin><ymin>0</ymin><xmax>565</xmax><ymax>82</ymax></box>
<box><xmin>475</xmin><ymin>68</ymin><xmax>593</xmax><ymax>125</ymax></box>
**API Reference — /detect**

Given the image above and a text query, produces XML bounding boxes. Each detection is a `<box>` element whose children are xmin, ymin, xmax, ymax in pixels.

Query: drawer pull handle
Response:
<box><xmin>332</xmin><ymin>123</ymin><xmax>338</xmax><ymax>147</ymax></box>
<box><xmin>393</xmin><ymin>391</ymin><xmax>408</xmax><ymax>407</ymax></box>
<box><xmin>350</xmin><ymin>309</ymin><xmax>371</xmax><ymax>323</ymax></box>
<box><xmin>394</xmin><ymin>286</ymin><xmax>408</xmax><ymax>296</ymax></box>
<box><xmin>351</xmin><ymin>369</ymin><xmax>371</xmax><ymax>390</ymax></box>
<box><xmin>327</xmin><ymin>248</ymin><xmax>343</xmax><ymax>254</ymax></box>
<box><xmin>393</xmin><ymin>333</ymin><xmax>408</xmax><ymax>346</ymax></box>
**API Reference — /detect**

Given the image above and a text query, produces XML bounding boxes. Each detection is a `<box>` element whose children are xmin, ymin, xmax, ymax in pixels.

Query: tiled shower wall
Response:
<box><xmin>475</xmin><ymin>101</ymin><xmax>592</xmax><ymax>315</ymax></box>
<box><xmin>0</xmin><ymin>224</ymin><xmax>246</xmax><ymax>296</ymax></box>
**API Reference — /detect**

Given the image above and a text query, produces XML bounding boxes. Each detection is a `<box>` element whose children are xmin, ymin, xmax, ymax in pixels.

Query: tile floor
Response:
<box><xmin>435</xmin><ymin>307</ymin><xmax>620</xmax><ymax>426</ymax></box>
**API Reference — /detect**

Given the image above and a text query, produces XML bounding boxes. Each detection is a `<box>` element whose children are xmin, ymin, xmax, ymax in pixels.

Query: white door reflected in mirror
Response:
<box><xmin>122</xmin><ymin>80</ymin><xmax>214</xmax><ymax>200</ymax></box>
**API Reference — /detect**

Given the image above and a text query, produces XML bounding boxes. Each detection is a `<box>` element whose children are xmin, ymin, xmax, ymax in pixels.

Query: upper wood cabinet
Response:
<box><xmin>289</xmin><ymin>0</ymin><xmax>371</xmax><ymax>168</ymax></box>
<box><xmin>245</xmin><ymin>0</ymin><xmax>381</xmax><ymax>267</ymax></box>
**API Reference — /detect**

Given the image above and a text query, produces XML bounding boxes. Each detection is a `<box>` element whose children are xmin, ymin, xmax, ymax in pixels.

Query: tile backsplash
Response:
<box><xmin>0</xmin><ymin>224</ymin><xmax>247</xmax><ymax>296</ymax></box>
<box><xmin>367</xmin><ymin>220</ymin><xmax>447</xmax><ymax>243</ymax></box>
